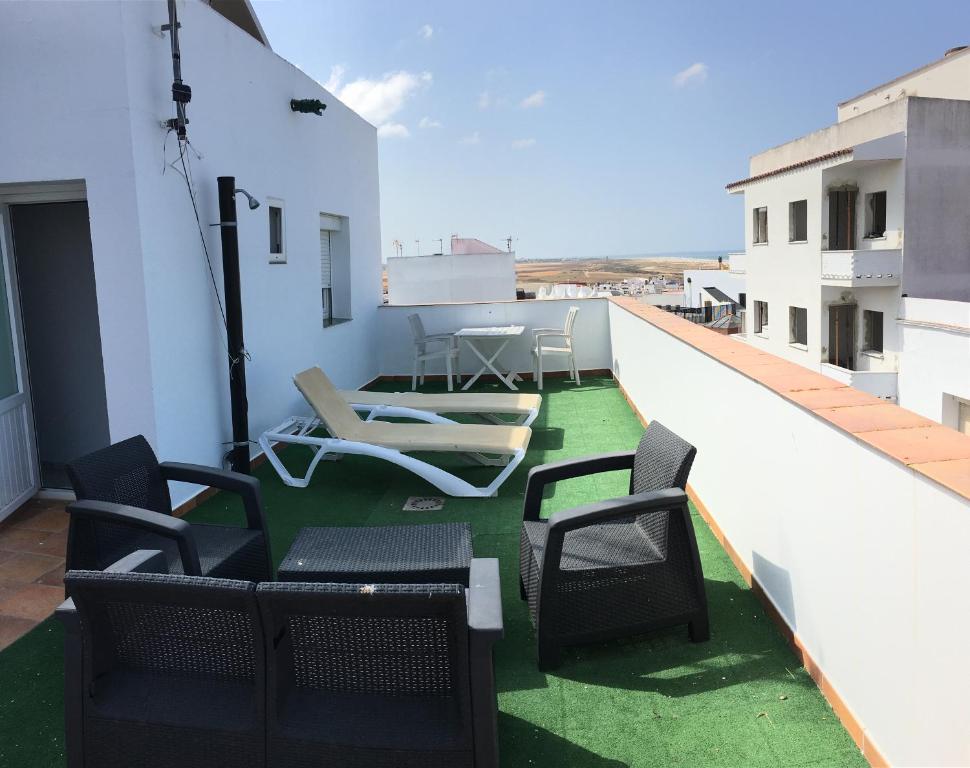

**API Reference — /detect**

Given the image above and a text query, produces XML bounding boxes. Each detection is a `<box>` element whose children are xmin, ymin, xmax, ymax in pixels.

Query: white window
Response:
<box><xmin>753</xmin><ymin>207</ymin><xmax>768</xmax><ymax>244</ymax></box>
<box><xmin>268</xmin><ymin>199</ymin><xmax>285</xmax><ymax>263</ymax></box>
<box><xmin>789</xmin><ymin>200</ymin><xmax>807</xmax><ymax>242</ymax></box>
<box><xmin>865</xmin><ymin>191</ymin><xmax>887</xmax><ymax>238</ymax></box>
<box><xmin>863</xmin><ymin>309</ymin><xmax>883</xmax><ymax>353</ymax></box>
<box><xmin>789</xmin><ymin>306</ymin><xmax>807</xmax><ymax>346</ymax></box>
<box><xmin>754</xmin><ymin>300</ymin><xmax>769</xmax><ymax>335</ymax></box>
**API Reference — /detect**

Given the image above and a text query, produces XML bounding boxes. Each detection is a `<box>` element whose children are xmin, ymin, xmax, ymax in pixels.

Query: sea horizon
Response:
<box><xmin>516</xmin><ymin>249</ymin><xmax>738</xmax><ymax>262</ymax></box>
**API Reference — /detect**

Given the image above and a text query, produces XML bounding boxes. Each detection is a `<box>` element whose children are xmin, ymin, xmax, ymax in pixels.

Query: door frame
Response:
<box><xmin>0</xmin><ymin>181</ymin><xmax>88</xmax><ymax>510</ymax></box>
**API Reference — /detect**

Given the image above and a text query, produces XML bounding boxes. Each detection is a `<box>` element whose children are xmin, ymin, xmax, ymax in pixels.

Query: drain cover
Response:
<box><xmin>403</xmin><ymin>496</ymin><xmax>444</xmax><ymax>512</ymax></box>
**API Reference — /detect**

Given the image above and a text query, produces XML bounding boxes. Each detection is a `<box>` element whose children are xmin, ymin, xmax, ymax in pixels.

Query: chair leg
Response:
<box><xmin>420</xmin><ymin>359</ymin><xmax>426</xmax><ymax>385</ymax></box>
<box><xmin>519</xmin><ymin>575</ymin><xmax>527</xmax><ymax>601</ymax></box>
<box><xmin>537</xmin><ymin>352</ymin><xmax>544</xmax><ymax>390</ymax></box>
<box><xmin>412</xmin><ymin>356</ymin><xmax>419</xmax><ymax>391</ymax></box>
<box><xmin>689</xmin><ymin>613</ymin><xmax>710</xmax><ymax>643</ymax></box>
<box><xmin>572</xmin><ymin>354</ymin><xmax>581</xmax><ymax>386</ymax></box>
<box><xmin>445</xmin><ymin>354</ymin><xmax>454</xmax><ymax>392</ymax></box>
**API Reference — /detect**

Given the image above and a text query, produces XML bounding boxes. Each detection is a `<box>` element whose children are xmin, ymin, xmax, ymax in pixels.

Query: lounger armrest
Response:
<box><xmin>547</xmin><ymin>488</ymin><xmax>688</xmax><ymax>533</ymax></box>
<box><xmin>66</xmin><ymin>501</ymin><xmax>202</xmax><ymax>575</ymax></box>
<box><xmin>467</xmin><ymin>557</ymin><xmax>502</xmax><ymax>768</ymax></box>
<box><xmin>468</xmin><ymin>558</ymin><xmax>504</xmax><ymax>642</ymax></box>
<box><xmin>160</xmin><ymin>462</ymin><xmax>266</xmax><ymax>531</ymax></box>
<box><xmin>104</xmin><ymin>548</ymin><xmax>169</xmax><ymax>575</ymax></box>
<box><xmin>523</xmin><ymin>451</ymin><xmax>636</xmax><ymax>521</ymax></box>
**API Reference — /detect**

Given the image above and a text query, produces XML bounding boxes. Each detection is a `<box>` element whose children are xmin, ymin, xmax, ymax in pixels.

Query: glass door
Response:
<box><xmin>0</xmin><ymin>214</ymin><xmax>39</xmax><ymax>521</ymax></box>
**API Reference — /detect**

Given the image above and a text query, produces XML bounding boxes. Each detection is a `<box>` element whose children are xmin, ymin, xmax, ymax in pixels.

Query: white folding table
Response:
<box><xmin>454</xmin><ymin>325</ymin><xmax>526</xmax><ymax>391</ymax></box>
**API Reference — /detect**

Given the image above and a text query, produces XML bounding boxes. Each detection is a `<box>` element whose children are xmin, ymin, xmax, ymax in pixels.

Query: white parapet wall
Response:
<box><xmin>608</xmin><ymin>298</ymin><xmax>970</xmax><ymax>767</ymax></box>
<box><xmin>386</xmin><ymin>252</ymin><xmax>517</xmax><ymax>305</ymax></box>
<box><xmin>379</xmin><ymin>298</ymin><xmax>612</xmax><ymax>378</ymax></box>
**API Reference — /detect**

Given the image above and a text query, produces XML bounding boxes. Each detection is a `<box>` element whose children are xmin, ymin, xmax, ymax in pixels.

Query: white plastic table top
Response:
<box><xmin>454</xmin><ymin>325</ymin><xmax>526</xmax><ymax>338</ymax></box>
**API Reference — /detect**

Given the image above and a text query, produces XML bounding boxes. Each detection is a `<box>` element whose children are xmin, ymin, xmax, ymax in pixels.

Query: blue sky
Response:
<box><xmin>252</xmin><ymin>0</ymin><xmax>970</xmax><ymax>260</ymax></box>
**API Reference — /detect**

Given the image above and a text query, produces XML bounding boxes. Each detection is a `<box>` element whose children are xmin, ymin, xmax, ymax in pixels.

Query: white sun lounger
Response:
<box><xmin>338</xmin><ymin>389</ymin><xmax>542</xmax><ymax>427</ymax></box>
<box><xmin>259</xmin><ymin>367</ymin><xmax>532</xmax><ymax>497</ymax></box>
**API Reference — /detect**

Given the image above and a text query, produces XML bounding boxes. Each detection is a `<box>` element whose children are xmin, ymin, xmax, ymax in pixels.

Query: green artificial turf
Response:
<box><xmin>0</xmin><ymin>377</ymin><xmax>866</xmax><ymax>767</ymax></box>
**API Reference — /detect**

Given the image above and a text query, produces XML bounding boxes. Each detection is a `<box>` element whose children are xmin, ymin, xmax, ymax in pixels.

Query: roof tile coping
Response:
<box><xmin>725</xmin><ymin>147</ymin><xmax>853</xmax><ymax>190</ymax></box>
<box><xmin>608</xmin><ymin>296</ymin><xmax>970</xmax><ymax>502</ymax></box>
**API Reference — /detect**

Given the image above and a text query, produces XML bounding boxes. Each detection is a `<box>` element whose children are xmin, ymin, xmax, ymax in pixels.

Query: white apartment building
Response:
<box><xmin>728</xmin><ymin>47</ymin><xmax>970</xmax><ymax>431</ymax></box>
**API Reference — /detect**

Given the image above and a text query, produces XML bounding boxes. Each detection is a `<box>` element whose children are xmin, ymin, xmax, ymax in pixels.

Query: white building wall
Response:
<box><xmin>1</xmin><ymin>0</ymin><xmax>382</xmax><ymax>504</ymax></box>
<box><xmin>379</xmin><ymin>298</ymin><xmax>611</xmax><ymax>378</ymax></box>
<box><xmin>741</xmin><ymin>166</ymin><xmax>824</xmax><ymax>366</ymax></box>
<box><xmin>0</xmin><ymin>1</ymin><xmax>158</xmax><ymax>447</ymax></box>
<box><xmin>386</xmin><ymin>252</ymin><xmax>516</xmax><ymax>305</ymax></box>
<box><xmin>682</xmin><ymin>269</ymin><xmax>745</xmax><ymax>308</ymax></box>
<box><xmin>897</xmin><ymin>298</ymin><xmax>970</xmax><ymax>425</ymax></box>
<box><xmin>608</xmin><ymin>301</ymin><xmax>970</xmax><ymax>767</ymax></box>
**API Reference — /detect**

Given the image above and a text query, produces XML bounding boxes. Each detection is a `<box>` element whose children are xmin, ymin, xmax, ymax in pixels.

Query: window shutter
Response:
<box><xmin>320</xmin><ymin>229</ymin><xmax>332</xmax><ymax>289</ymax></box>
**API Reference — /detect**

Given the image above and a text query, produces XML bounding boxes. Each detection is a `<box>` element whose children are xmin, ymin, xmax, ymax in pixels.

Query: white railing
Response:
<box><xmin>820</xmin><ymin>249</ymin><xmax>901</xmax><ymax>286</ymax></box>
<box><xmin>378</xmin><ymin>297</ymin><xmax>612</xmax><ymax>378</ymax></box>
<box><xmin>727</xmin><ymin>251</ymin><xmax>746</xmax><ymax>274</ymax></box>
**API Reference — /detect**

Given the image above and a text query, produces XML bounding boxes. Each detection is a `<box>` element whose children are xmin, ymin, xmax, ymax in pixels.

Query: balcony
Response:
<box><xmin>821</xmin><ymin>248</ymin><xmax>902</xmax><ymax>287</ymax></box>
<box><xmin>821</xmin><ymin>363</ymin><xmax>898</xmax><ymax>400</ymax></box>
<box><xmin>727</xmin><ymin>250</ymin><xmax>746</xmax><ymax>274</ymax></box>
<box><xmin>2</xmin><ymin>296</ymin><xmax>969</xmax><ymax>767</ymax></box>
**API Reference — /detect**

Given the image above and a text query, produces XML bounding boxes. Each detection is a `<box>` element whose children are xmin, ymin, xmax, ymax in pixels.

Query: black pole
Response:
<box><xmin>217</xmin><ymin>176</ymin><xmax>251</xmax><ymax>474</ymax></box>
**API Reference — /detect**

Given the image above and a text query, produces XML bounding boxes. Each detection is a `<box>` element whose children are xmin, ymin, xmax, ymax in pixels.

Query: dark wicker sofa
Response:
<box><xmin>519</xmin><ymin>420</ymin><xmax>709</xmax><ymax>669</ymax></box>
<box><xmin>57</xmin><ymin>551</ymin><xmax>503</xmax><ymax>768</ymax></box>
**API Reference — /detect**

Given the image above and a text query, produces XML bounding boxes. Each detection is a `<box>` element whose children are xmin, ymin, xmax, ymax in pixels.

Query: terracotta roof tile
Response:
<box><xmin>726</xmin><ymin>148</ymin><xmax>853</xmax><ymax>190</ymax></box>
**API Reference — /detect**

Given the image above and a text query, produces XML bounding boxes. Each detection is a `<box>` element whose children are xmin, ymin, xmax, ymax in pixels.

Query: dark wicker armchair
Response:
<box><xmin>519</xmin><ymin>420</ymin><xmax>708</xmax><ymax>670</ymax></box>
<box><xmin>255</xmin><ymin>558</ymin><xmax>504</xmax><ymax>768</ymax></box>
<box><xmin>65</xmin><ymin>435</ymin><xmax>272</xmax><ymax>584</ymax></box>
<box><xmin>58</xmin><ymin>551</ymin><xmax>266</xmax><ymax>768</ymax></box>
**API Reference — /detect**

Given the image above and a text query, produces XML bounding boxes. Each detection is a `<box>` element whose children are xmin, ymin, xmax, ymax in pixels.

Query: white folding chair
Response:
<box><xmin>408</xmin><ymin>313</ymin><xmax>459</xmax><ymax>391</ymax></box>
<box><xmin>531</xmin><ymin>306</ymin><xmax>580</xmax><ymax>390</ymax></box>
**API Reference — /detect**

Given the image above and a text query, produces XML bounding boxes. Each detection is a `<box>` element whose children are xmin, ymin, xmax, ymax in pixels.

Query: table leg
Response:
<box><xmin>461</xmin><ymin>338</ymin><xmax>518</xmax><ymax>391</ymax></box>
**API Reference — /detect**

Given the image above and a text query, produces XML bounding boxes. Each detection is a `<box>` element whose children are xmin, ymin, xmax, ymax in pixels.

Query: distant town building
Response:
<box><xmin>728</xmin><ymin>46</ymin><xmax>970</xmax><ymax>431</ymax></box>
<box><xmin>386</xmin><ymin>236</ymin><xmax>516</xmax><ymax>305</ymax></box>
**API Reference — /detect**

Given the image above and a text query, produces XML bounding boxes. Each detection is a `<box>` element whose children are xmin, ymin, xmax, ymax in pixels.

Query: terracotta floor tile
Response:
<box><xmin>815</xmin><ymin>404</ymin><xmax>936</xmax><ymax>434</ymax></box>
<box><xmin>0</xmin><ymin>583</ymin><xmax>64</xmax><ymax>621</ymax></box>
<box><xmin>785</xmin><ymin>387</ymin><xmax>884</xmax><ymax>410</ymax></box>
<box><xmin>11</xmin><ymin>505</ymin><xmax>69</xmax><ymax>533</ymax></box>
<box><xmin>857</xmin><ymin>426</ymin><xmax>970</xmax><ymax>465</ymax></box>
<box><xmin>910</xmin><ymin>458</ymin><xmax>970</xmax><ymax>499</ymax></box>
<box><xmin>0</xmin><ymin>552</ymin><xmax>64</xmax><ymax>586</ymax></box>
<box><xmin>0</xmin><ymin>615</ymin><xmax>38</xmax><ymax>651</ymax></box>
<box><xmin>38</xmin><ymin>562</ymin><xmax>66</xmax><ymax>587</ymax></box>
<box><xmin>0</xmin><ymin>528</ymin><xmax>68</xmax><ymax>558</ymax></box>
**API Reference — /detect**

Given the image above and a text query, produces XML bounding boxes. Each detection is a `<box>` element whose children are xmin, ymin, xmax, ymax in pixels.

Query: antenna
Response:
<box><xmin>434</xmin><ymin>238</ymin><xmax>443</xmax><ymax>254</ymax></box>
<box><xmin>391</xmin><ymin>239</ymin><xmax>403</xmax><ymax>257</ymax></box>
<box><xmin>415</xmin><ymin>239</ymin><xmax>421</xmax><ymax>256</ymax></box>
<box><xmin>505</xmin><ymin>235</ymin><xmax>513</xmax><ymax>252</ymax></box>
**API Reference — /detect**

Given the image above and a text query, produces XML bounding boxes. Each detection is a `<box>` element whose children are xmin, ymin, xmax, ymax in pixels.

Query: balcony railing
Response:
<box><xmin>820</xmin><ymin>248</ymin><xmax>901</xmax><ymax>286</ymax></box>
<box><xmin>727</xmin><ymin>251</ymin><xmax>746</xmax><ymax>274</ymax></box>
<box><xmin>820</xmin><ymin>362</ymin><xmax>898</xmax><ymax>400</ymax></box>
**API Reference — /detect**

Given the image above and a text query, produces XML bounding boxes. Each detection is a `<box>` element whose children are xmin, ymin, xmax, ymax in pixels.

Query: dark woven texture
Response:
<box><xmin>65</xmin><ymin>435</ymin><xmax>269</xmax><ymax>581</ymax></box>
<box><xmin>278</xmin><ymin>523</ymin><xmax>473</xmax><ymax>585</ymax></box>
<box><xmin>520</xmin><ymin>421</ymin><xmax>706</xmax><ymax>668</ymax></box>
<box><xmin>256</xmin><ymin>581</ymin><xmax>477</xmax><ymax>766</ymax></box>
<box><xmin>64</xmin><ymin>570</ymin><xmax>265</xmax><ymax>768</ymax></box>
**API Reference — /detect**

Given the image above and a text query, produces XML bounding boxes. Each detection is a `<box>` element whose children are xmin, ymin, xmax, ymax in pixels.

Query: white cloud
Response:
<box><xmin>459</xmin><ymin>131</ymin><xmax>481</xmax><ymax>145</ymax></box>
<box><xmin>324</xmin><ymin>69</ymin><xmax>431</xmax><ymax>136</ymax></box>
<box><xmin>511</xmin><ymin>138</ymin><xmax>536</xmax><ymax>150</ymax></box>
<box><xmin>477</xmin><ymin>91</ymin><xmax>491</xmax><ymax>110</ymax></box>
<box><xmin>418</xmin><ymin>24</ymin><xmax>434</xmax><ymax>40</ymax></box>
<box><xmin>673</xmin><ymin>62</ymin><xmax>708</xmax><ymax>88</ymax></box>
<box><xmin>323</xmin><ymin>64</ymin><xmax>345</xmax><ymax>93</ymax></box>
<box><xmin>519</xmin><ymin>90</ymin><xmax>546</xmax><ymax>109</ymax></box>
<box><xmin>419</xmin><ymin>116</ymin><xmax>441</xmax><ymax>128</ymax></box>
<box><xmin>377</xmin><ymin>122</ymin><xmax>410</xmax><ymax>139</ymax></box>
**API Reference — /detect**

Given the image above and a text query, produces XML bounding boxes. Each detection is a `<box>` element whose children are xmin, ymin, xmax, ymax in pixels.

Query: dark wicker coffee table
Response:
<box><xmin>277</xmin><ymin>522</ymin><xmax>474</xmax><ymax>585</ymax></box>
